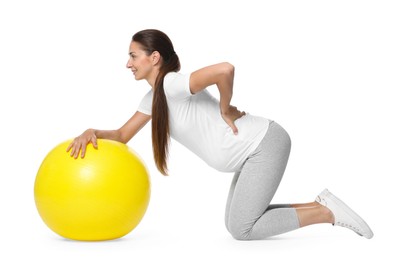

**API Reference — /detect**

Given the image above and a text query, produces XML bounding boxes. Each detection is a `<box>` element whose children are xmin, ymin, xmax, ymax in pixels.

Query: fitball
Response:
<box><xmin>34</xmin><ymin>139</ymin><xmax>150</xmax><ymax>241</ymax></box>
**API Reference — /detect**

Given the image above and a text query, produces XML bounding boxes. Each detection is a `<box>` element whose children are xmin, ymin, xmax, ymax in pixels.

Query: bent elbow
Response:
<box><xmin>222</xmin><ymin>62</ymin><xmax>235</xmax><ymax>76</ymax></box>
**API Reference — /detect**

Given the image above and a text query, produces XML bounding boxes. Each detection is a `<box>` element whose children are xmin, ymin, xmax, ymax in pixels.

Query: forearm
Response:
<box><xmin>218</xmin><ymin>78</ymin><xmax>233</xmax><ymax>114</ymax></box>
<box><xmin>92</xmin><ymin>129</ymin><xmax>123</xmax><ymax>143</ymax></box>
<box><xmin>88</xmin><ymin>112</ymin><xmax>150</xmax><ymax>144</ymax></box>
<box><xmin>216</xmin><ymin>63</ymin><xmax>235</xmax><ymax>113</ymax></box>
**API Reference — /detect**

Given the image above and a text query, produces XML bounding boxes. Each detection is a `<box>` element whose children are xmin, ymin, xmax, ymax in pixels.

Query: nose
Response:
<box><xmin>126</xmin><ymin>58</ymin><xmax>132</xmax><ymax>69</ymax></box>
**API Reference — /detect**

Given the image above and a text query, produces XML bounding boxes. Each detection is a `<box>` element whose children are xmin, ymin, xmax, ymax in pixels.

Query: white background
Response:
<box><xmin>1</xmin><ymin>0</ymin><xmax>393</xmax><ymax>259</ymax></box>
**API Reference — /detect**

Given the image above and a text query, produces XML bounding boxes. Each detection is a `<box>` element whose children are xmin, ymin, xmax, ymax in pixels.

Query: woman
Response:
<box><xmin>67</xmin><ymin>29</ymin><xmax>373</xmax><ymax>240</ymax></box>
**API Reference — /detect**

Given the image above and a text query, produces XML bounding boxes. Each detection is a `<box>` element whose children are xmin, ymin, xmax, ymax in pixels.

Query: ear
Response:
<box><xmin>151</xmin><ymin>51</ymin><xmax>161</xmax><ymax>66</ymax></box>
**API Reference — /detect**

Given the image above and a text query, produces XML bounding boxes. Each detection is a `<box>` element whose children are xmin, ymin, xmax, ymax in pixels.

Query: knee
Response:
<box><xmin>228</xmin><ymin>230</ymin><xmax>249</xmax><ymax>241</ymax></box>
<box><xmin>227</xmin><ymin>220</ymin><xmax>273</xmax><ymax>240</ymax></box>
<box><xmin>227</xmin><ymin>222</ymin><xmax>252</xmax><ymax>241</ymax></box>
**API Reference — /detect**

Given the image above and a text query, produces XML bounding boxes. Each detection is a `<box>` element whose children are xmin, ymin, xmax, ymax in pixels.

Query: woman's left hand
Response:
<box><xmin>221</xmin><ymin>105</ymin><xmax>246</xmax><ymax>135</ymax></box>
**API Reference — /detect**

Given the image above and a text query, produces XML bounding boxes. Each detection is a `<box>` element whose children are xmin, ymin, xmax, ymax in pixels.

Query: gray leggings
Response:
<box><xmin>225</xmin><ymin>121</ymin><xmax>300</xmax><ymax>240</ymax></box>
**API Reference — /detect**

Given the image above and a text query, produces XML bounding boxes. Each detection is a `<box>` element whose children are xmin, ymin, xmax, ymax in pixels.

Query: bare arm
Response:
<box><xmin>189</xmin><ymin>62</ymin><xmax>245</xmax><ymax>134</ymax></box>
<box><xmin>67</xmin><ymin>111</ymin><xmax>151</xmax><ymax>158</ymax></box>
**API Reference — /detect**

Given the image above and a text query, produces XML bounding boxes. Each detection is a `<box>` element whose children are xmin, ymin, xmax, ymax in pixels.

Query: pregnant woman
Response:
<box><xmin>67</xmin><ymin>29</ymin><xmax>373</xmax><ymax>240</ymax></box>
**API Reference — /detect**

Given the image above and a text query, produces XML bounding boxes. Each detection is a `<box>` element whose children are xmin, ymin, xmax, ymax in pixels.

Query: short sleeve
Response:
<box><xmin>163</xmin><ymin>72</ymin><xmax>192</xmax><ymax>100</ymax></box>
<box><xmin>137</xmin><ymin>90</ymin><xmax>153</xmax><ymax>115</ymax></box>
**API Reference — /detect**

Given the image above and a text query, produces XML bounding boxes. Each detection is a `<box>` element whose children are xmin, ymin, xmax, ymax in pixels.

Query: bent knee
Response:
<box><xmin>227</xmin><ymin>223</ymin><xmax>272</xmax><ymax>241</ymax></box>
<box><xmin>227</xmin><ymin>224</ymin><xmax>253</xmax><ymax>241</ymax></box>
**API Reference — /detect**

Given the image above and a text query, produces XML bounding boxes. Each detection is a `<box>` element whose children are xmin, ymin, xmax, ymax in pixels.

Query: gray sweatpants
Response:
<box><xmin>225</xmin><ymin>121</ymin><xmax>300</xmax><ymax>240</ymax></box>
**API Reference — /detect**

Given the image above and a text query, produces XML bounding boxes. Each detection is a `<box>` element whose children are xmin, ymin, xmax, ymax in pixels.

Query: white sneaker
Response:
<box><xmin>315</xmin><ymin>189</ymin><xmax>374</xmax><ymax>239</ymax></box>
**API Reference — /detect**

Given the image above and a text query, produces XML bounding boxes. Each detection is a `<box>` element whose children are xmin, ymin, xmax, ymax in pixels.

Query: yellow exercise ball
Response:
<box><xmin>34</xmin><ymin>139</ymin><xmax>150</xmax><ymax>241</ymax></box>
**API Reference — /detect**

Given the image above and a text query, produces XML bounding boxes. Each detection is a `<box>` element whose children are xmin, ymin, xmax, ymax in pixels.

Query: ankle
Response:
<box><xmin>319</xmin><ymin>204</ymin><xmax>335</xmax><ymax>224</ymax></box>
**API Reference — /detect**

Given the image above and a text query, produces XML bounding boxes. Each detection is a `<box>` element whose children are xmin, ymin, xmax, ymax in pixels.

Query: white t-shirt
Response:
<box><xmin>138</xmin><ymin>72</ymin><xmax>270</xmax><ymax>172</ymax></box>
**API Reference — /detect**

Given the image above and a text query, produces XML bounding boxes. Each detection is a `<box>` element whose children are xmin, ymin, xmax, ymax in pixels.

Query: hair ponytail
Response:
<box><xmin>151</xmin><ymin>72</ymin><xmax>170</xmax><ymax>175</ymax></box>
<box><xmin>132</xmin><ymin>29</ymin><xmax>180</xmax><ymax>175</ymax></box>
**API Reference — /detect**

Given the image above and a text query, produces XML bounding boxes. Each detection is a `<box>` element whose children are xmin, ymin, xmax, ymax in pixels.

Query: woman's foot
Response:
<box><xmin>315</xmin><ymin>189</ymin><xmax>374</xmax><ymax>239</ymax></box>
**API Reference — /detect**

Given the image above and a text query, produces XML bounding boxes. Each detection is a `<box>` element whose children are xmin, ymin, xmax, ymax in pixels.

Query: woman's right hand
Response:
<box><xmin>66</xmin><ymin>129</ymin><xmax>98</xmax><ymax>159</ymax></box>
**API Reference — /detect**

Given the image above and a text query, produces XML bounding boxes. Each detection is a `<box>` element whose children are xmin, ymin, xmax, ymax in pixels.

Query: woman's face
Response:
<box><xmin>126</xmin><ymin>41</ymin><xmax>155</xmax><ymax>81</ymax></box>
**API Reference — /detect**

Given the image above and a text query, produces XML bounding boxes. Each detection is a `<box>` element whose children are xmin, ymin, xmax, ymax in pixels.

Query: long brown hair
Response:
<box><xmin>132</xmin><ymin>29</ymin><xmax>180</xmax><ymax>175</ymax></box>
